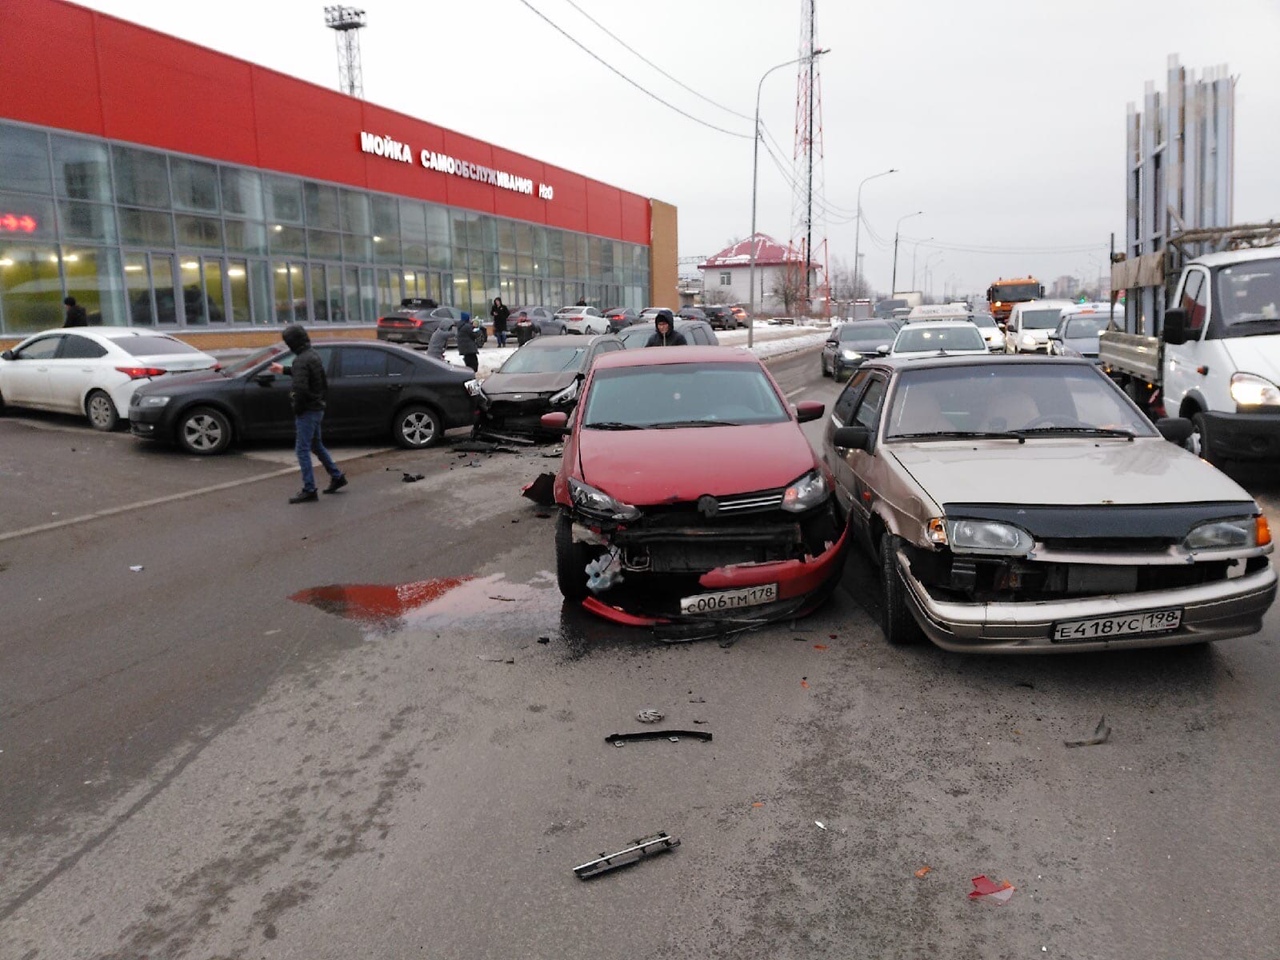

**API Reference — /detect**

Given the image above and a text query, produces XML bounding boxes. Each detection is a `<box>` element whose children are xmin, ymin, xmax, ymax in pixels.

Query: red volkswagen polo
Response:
<box><xmin>541</xmin><ymin>346</ymin><xmax>848</xmax><ymax>627</ymax></box>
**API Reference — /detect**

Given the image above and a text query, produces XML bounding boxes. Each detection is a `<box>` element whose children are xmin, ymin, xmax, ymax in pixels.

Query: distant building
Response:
<box><xmin>1050</xmin><ymin>275</ymin><xmax>1080</xmax><ymax>299</ymax></box>
<box><xmin>698</xmin><ymin>234</ymin><xmax>816</xmax><ymax>313</ymax></box>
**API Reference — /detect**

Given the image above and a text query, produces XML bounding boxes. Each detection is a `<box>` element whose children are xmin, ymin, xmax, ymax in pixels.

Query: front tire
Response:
<box><xmin>178</xmin><ymin>406</ymin><xmax>232</xmax><ymax>455</ymax></box>
<box><xmin>880</xmin><ymin>534</ymin><xmax>923</xmax><ymax>646</ymax></box>
<box><xmin>394</xmin><ymin>404</ymin><xmax>443</xmax><ymax>449</ymax></box>
<box><xmin>555</xmin><ymin>512</ymin><xmax>598</xmax><ymax>601</ymax></box>
<box><xmin>1190</xmin><ymin>412</ymin><xmax>1223</xmax><ymax>467</ymax></box>
<box><xmin>86</xmin><ymin>389</ymin><xmax>119</xmax><ymax>431</ymax></box>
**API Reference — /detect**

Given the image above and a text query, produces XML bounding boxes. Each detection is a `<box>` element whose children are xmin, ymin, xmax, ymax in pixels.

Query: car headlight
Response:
<box><xmin>781</xmin><ymin>470</ymin><xmax>829</xmax><ymax>513</ymax></box>
<box><xmin>569</xmin><ymin>478</ymin><xmax>641</xmax><ymax>521</ymax></box>
<box><xmin>137</xmin><ymin>395</ymin><xmax>171</xmax><ymax>407</ymax></box>
<box><xmin>1229</xmin><ymin>372</ymin><xmax>1280</xmax><ymax>407</ymax></box>
<box><xmin>945</xmin><ymin>519</ymin><xmax>1033</xmax><ymax>556</ymax></box>
<box><xmin>465</xmin><ymin>379</ymin><xmax>483</xmax><ymax>397</ymax></box>
<box><xmin>840</xmin><ymin>349</ymin><xmax>862</xmax><ymax>361</ymax></box>
<box><xmin>1020</xmin><ymin>333</ymin><xmax>1037</xmax><ymax>347</ymax></box>
<box><xmin>1183</xmin><ymin>516</ymin><xmax>1262</xmax><ymax>551</ymax></box>
<box><xmin>549</xmin><ymin>380</ymin><xmax>579</xmax><ymax>405</ymax></box>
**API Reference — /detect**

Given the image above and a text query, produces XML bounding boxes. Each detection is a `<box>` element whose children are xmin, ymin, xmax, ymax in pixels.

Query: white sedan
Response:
<box><xmin>889</xmin><ymin>321</ymin><xmax>991</xmax><ymax>359</ymax></box>
<box><xmin>553</xmin><ymin>306</ymin><xmax>608</xmax><ymax>335</ymax></box>
<box><xmin>0</xmin><ymin>327</ymin><xmax>218</xmax><ymax>431</ymax></box>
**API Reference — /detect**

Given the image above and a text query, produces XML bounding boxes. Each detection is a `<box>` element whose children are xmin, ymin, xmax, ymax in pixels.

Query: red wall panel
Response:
<box><xmin>543</xmin><ymin>166</ymin><xmax>588</xmax><ymax>235</ymax></box>
<box><xmin>620</xmin><ymin>194</ymin><xmax>651</xmax><ymax>246</ymax></box>
<box><xmin>441</xmin><ymin>131</ymin><xmax>496</xmax><ymax>215</ymax></box>
<box><xmin>0</xmin><ymin>0</ymin><xmax>104</xmax><ymax>136</ymax></box>
<box><xmin>491</xmin><ymin>146</ymin><xmax>548</xmax><ymax>226</ymax></box>
<box><xmin>585</xmin><ymin>180</ymin><xmax>622</xmax><ymax>243</ymax></box>
<box><xmin>252</xmin><ymin>69</ymin><xmax>364</xmax><ymax>186</ymax></box>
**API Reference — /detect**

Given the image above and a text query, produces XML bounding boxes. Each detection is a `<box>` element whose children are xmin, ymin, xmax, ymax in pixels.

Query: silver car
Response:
<box><xmin>823</xmin><ymin>355</ymin><xmax>1276</xmax><ymax>652</ymax></box>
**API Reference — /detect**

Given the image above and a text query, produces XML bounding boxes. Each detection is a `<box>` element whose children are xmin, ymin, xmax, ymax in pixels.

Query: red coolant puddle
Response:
<box><xmin>290</xmin><ymin>576</ymin><xmax>475</xmax><ymax>631</ymax></box>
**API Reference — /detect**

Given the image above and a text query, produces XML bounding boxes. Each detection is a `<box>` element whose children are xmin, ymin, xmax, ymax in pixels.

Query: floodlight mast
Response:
<box><xmin>324</xmin><ymin>6</ymin><xmax>367</xmax><ymax>98</ymax></box>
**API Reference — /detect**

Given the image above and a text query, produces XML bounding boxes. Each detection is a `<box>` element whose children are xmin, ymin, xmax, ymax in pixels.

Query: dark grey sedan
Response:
<box><xmin>1048</xmin><ymin>311</ymin><xmax>1112</xmax><ymax>359</ymax></box>
<box><xmin>820</xmin><ymin>320</ymin><xmax>900</xmax><ymax>379</ymax></box>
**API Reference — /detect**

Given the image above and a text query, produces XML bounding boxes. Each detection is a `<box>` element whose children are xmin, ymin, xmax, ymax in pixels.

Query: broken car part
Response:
<box><xmin>573</xmin><ymin>832</ymin><xmax>680</xmax><ymax>879</ymax></box>
<box><xmin>1064</xmin><ymin>715</ymin><xmax>1111</xmax><ymax>747</ymax></box>
<box><xmin>636</xmin><ymin>709</ymin><xmax>664</xmax><ymax>723</ymax></box>
<box><xmin>605</xmin><ymin>730</ymin><xmax>713</xmax><ymax>746</ymax></box>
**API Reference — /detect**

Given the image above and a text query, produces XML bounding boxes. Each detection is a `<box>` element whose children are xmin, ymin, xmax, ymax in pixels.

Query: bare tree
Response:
<box><xmin>770</xmin><ymin>269</ymin><xmax>808</xmax><ymax>316</ymax></box>
<box><xmin>703</xmin><ymin>288</ymin><xmax>731</xmax><ymax>305</ymax></box>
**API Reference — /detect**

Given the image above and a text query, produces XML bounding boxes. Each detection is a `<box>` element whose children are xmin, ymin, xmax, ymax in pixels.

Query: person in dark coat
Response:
<box><xmin>490</xmin><ymin>297</ymin><xmax>510</xmax><ymax>348</ymax></box>
<box><xmin>273</xmin><ymin>324</ymin><xmax>346</xmax><ymax>503</ymax></box>
<box><xmin>645</xmin><ymin>310</ymin><xmax>688</xmax><ymax>347</ymax></box>
<box><xmin>455</xmin><ymin>312</ymin><xmax>480</xmax><ymax>373</ymax></box>
<box><xmin>63</xmin><ymin>296</ymin><xmax>88</xmax><ymax>327</ymax></box>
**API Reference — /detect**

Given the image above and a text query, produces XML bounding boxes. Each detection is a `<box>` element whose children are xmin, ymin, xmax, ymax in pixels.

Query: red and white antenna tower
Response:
<box><xmin>788</xmin><ymin>0</ymin><xmax>828</xmax><ymax>316</ymax></box>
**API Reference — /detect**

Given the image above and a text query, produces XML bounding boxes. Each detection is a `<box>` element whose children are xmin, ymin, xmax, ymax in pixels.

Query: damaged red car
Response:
<box><xmin>542</xmin><ymin>347</ymin><xmax>848</xmax><ymax>626</ymax></box>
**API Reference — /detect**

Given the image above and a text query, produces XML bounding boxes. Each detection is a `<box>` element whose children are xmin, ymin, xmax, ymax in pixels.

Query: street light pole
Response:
<box><xmin>852</xmin><ymin>168</ymin><xmax>896</xmax><ymax>307</ymax></box>
<box><xmin>749</xmin><ymin>47</ymin><xmax>829</xmax><ymax>347</ymax></box>
<box><xmin>890</xmin><ymin>211</ymin><xmax>922</xmax><ymax>296</ymax></box>
<box><xmin>923</xmin><ymin>251</ymin><xmax>943</xmax><ymax>300</ymax></box>
<box><xmin>910</xmin><ymin>237</ymin><xmax>934</xmax><ymax>291</ymax></box>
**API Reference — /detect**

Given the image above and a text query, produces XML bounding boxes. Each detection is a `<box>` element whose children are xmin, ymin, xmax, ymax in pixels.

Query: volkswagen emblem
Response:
<box><xmin>697</xmin><ymin>495</ymin><xmax>719</xmax><ymax>518</ymax></box>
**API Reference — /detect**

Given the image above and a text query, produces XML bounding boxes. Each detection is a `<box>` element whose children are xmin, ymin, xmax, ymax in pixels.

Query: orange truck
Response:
<box><xmin>986</xmin><ymin>276</ymin><xmax>1045</xmax><ymax>325</ymax></box>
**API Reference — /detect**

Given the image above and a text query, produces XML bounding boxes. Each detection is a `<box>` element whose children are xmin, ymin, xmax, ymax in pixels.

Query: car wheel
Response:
<box><xmin>394</xmin><ymin>403</ymin><xmax>443</xmax><ymax>449</ymax></box>
<box><xmin>86</xmin><ymin>389</ymin><xmax>120</xmax><ymax>431</ymax></box>
<box><xmin>555</xmin><ymin>512</ymin><xmax>602</xmax><ymax>602</ymax></box>
<box><xmin>880</xmin><ymin>534</ymin><xmax>923</xmax><ymax>646</ymax></box>
<box><xmin>820</xmin><ymin>356</ymin><xmax>831</xmax><ymax>378</ymax></box>
<box><xmin>1189</xmin><ymin>412</ymin><xmax>1223</xmax><ymax>467</ymax></box>
<box><xmin>178</xmin><ymin>406</ymin><xmax>232</xmax><ymax>455</ymax></box>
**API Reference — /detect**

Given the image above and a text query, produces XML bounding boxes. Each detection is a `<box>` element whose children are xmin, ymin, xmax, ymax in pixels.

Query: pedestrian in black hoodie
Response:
<box><xmin>275</xmin><ymin>324</ymin><xmax>347</xmax><ymax>503</ymax></box>
<box><xmin>645</xmin><ymin>310</ymin><xmax>687</xmax><ymax>347</ymax></box>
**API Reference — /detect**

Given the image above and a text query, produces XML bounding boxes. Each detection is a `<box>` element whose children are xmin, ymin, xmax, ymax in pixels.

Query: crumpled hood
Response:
<box><xmin>578</xmin><ymin>421</ymin><xmax>816</xmax><ymax>505</ymax></box>
<box><xmin>891</xmin><ymin>438</ymin><xmax>1253</xmax><ymax>507</ymax></box>
<box><xmin>482</xmin><ymin>371</ymin><xmax>576</xmax><ymax>397</ymax></box>
<box><xmin>1222</xmin><ymin>337</ymin><xmax>1280</xmax><ymax>386</ymax></box>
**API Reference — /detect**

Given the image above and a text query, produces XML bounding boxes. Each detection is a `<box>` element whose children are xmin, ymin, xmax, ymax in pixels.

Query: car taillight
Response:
<box><xmin>116</xmin><ymin>366</ymin><xmax>167</xmax><ymax>380</ymax></box>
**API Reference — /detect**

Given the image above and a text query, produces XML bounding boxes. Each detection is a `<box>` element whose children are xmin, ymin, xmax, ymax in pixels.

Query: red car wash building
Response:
<box><xmin>0</xmin><ymin>0</ymin><xmax>678</xmax><ymax>346</ymax></box>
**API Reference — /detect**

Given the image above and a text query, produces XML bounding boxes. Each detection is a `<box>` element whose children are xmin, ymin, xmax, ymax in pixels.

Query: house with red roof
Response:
<box><xmin>697</xmin><ymin>234</ymin><xmax>817</xmax><ymax>314</ymax></box>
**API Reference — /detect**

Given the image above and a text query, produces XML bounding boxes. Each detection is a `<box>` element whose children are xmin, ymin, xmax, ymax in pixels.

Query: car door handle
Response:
<box><xmin>387</xmin><ymin>383</ymin><xmax>403</xmax><ymax>392</ymax></box>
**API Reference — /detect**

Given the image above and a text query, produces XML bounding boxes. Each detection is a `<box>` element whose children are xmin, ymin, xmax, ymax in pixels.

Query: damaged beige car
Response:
<box><xmin>823</xmin><ymin>355</ymin><xmax>1277</xmax><ymax>652</ymax></box>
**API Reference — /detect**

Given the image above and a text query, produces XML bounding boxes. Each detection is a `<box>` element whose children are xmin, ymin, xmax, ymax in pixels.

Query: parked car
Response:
<box><xmin>0</xmin><ymin>327</ymin><xmax>218</xmax><ymax>431</ymax></box>
<box><xmin>889</xmin><ymin>321</ymin><xmax>989</xmax><ymax>359</ymax></box>
<box><xmin>603</xmin><ymin>307</ymin><xmax>639</xmax><ymax>332</ymax></box>
<box><xmin>767</xmin><ymin>316</ymin><xmax>797</xmax><ymax>325</ymax></box>
<box><xmin>617</xmin><ymin>319</ymin><xmax>720</xmax><ymax>349</ymax></box>
<box><xmin>129</xmin><ymin>340</ymin><xmax>476</xmax><ymax>454</ymax></box>
<box><xmin>823</xmin><ymin>354</ymin><xmax>1276</xmax><ymax>651</ymax></box>
<box><xmin>730</xmin><ymin>305</ymin><xmax>748</xmax><ymax>325</ymax></box>
<box><xmin>638</xmin><ymin>307</ymin><xmax>676</xmax><ymax>323</ymax></box>
<box><xmin>510</xmin><ymin>305</ymin><xmax>564</xmax><ymax>336</ymax></box>
<box><xmin>376</xmin><ymin>299</ymin><xmax>488</xmax><ymax>348</ymax></box>
<box><xmin>543</xmin><ymin>346</ymin><xmax>846</xmax><ymax>625</ymax></box>
<box><xmin>820</xmin><ymin>320</ymin><xmax>900</xmax><ymax>379</ymax></box>
<box><xmin>474</xmin><ymin>334</ymin><xmax>624</xmax><ymax>439</ymax></box>
<box><xmin>1049</xmin><ymin>305</ymin><xmax>1114</xmax><ymax>359</ymax></box>
<box><xmin>677</xmin><ymin>307</ymin><xmax>708</xmax><ymax>324</ymax></box>
<box><xmin>553</xmin><ymin>305</ymin><xmax>608</xmax><ymax>335</ymax></box>
<box><xmin>702</xmin><ymin>305</ymin><xmax>740</xmax><ymax>330</ymax></box>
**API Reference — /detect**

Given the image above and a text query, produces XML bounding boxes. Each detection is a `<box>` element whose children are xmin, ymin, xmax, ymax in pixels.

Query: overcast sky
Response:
<box><xmin>75</xmin><ymin>0</ymin><xmax>1280</xmax><ymax>298</ymax></box>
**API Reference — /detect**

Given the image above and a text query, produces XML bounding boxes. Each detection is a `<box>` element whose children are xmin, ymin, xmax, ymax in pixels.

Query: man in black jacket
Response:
<box><xmin>276</xmin><ymin>324</ymin><xmax>347</xmax><ymax>503</ymax></box>
<box><xmin>63</xmin><ymin>296</ymin><xmax>88</xmax><ymax>327</ymax></box>
<box><xmin>645</xmin><ymin>310</ymin><xmax>688</xmax><ymax>347</ymax></box>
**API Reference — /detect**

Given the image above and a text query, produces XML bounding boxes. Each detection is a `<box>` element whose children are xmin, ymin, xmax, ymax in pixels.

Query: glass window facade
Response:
<box><xmin>0</xmin><ymin>120</ymin><xmax>649</xmax><ymax>335</ymax></box>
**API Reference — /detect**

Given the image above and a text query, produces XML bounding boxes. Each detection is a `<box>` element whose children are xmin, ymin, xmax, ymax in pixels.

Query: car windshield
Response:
<box><xmin>1064</xmin><ymin>316</ymin><xmax>1109</xmax><ymax>338</ymax></box>
<box><xmin>993</xmin><ymin>283</ymin><xmax>1040</xmax><ymax>301</ymax></box>
<box><xmin>619</xmin><ymin>324</ymin><xmax>661</xmax><ymax>349</ymax></box>
<box><xmin>1019</xmin><ymin>308</ymin><xmax>1064</xmax><ymax>329</ymax></box>
<box><xmin>498</xmin><ymin>344</ymin><xmax>588</xmax><ymax>374</ymax></box>
<box><xmin>582</xmin><ymin>362</ymin><xmax>788</xmax><ymax>428</ymax></box>
<box><xmin>839</xmin><ymin>322</ymin><xmax>896</xmax><ymax>344</ymax></box>
<box><xmin>884</xmin><ymin>364</ymin><xmax>1157</xmax><ymax>439</ymax></box>
<box><xmin>556</xmin><ymin>308</ymin><xmax>586</xmax><ymax>317</ymax></box>
<box><xmin>971</xmin><ymin>314</ymin><xmax>998</xmax><ymax>329</ymax></box>
<box><xmin>221</xmin><ymin>344</ymin><xmax>288</xmax><ymax>376</ymax></box>
<box><xmin>116</xmin><ymin>335</ymin><xmax>204</xmax><ymax>356</ymax></box>
<box><xmin>1216</xmin><ymin>258</ymin><xmax>1280</xmax><ymax>325</ymax></box>
<box><xmin>893</xmin><ymin>325</ymin><xmax>985</xmax><ymax>353</ymax></box>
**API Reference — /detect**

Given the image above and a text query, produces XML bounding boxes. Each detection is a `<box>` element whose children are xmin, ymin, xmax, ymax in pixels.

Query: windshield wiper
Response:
<box><xmin>892</xmin><ymin>430</ymin><xmax>1025</xmax><ymax>442</ymax></box>
<box><xmin>1013</xmin><ymin>426</ymin><xmax>1135</xmax><ymax>440</ymax></box>
<box><xmin>651</xmin><ymin>419</ymin><xmax>742</xmax><ymax>429</ymax></box>
<box><xmin>583</xmin><ymin>421</ymin><xmax>644</xmax><ymax>430</ymax></box>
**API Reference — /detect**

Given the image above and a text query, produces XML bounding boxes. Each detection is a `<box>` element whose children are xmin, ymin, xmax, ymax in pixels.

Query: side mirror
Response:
<box><xmin>794</xmin><ymin>400</ymin><xmax>825</xmax><ymax>423</ymax></box>
<box><xmin>876</xmin><ymin>344</ymin><xmax>890</xmax><ymax>356</ymax></box>
<box><xmin>1162</xmin><ymin>308</ymin><xmax>1189</xmax><ymax>346</ymax></box>
<box><xmin>832</xmin><ymin>424</ymin><xmax>872</xmax><ymax>451</ymax></box>
<box><xmin>1038</xmin><ymin>285</ymin><xmax>1045</xmax><ymax>297</ymax></box>
<box><xmin>1</xmin><ymin>349</ymin><xmax>13</xmax><ymax>361</ymax></box>
<box><xmin>1048</xmin><ymin>333</ymin><xmax>1062</xmax><ymax>342</ymax></box>
<box><xmin>254</xmin><ymin>372</ymin><xmax>276</xmax><ymax>386</ymax></box>
<box><xmin>1155</xmin><ymin>417</ymin><xmax>1194</xmax><ymax>444</ymax></box>
<box><xmin>540</xmin><ymin>411</ymin><xmax>570</xmax><ymax>433</ymax></box>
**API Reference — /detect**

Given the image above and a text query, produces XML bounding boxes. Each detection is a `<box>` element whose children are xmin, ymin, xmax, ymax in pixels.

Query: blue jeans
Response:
<box><xmin>295</xmin><ymin>409</ymin><xmax>342</xmax><ymax>493</ymax></box>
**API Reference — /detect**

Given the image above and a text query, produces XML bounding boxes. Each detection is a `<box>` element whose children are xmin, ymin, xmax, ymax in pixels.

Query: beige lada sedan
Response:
<box><xmin>822</xmin><ymin>355</ymin><xmax>1276</xmax><ymax>652</ymax></box>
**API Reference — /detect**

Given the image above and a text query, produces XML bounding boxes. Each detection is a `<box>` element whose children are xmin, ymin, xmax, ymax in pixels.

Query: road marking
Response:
<box><xmin>0</xmin><ymin>467</ymin><xmax>299</xmax><ymax>543</ymax></box>
<box><xmin>786</xmin><ymin>386</ymin><xmax>808</xmax><ymax>398</ymax></box>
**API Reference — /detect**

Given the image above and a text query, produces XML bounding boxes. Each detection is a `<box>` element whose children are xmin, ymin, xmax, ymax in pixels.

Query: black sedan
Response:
<box><xmin>375</xmin><ymin>300</ymin><xmax>487</xmax><ymax>348</ymax></box>
<box><xmin>129</xmin><ymin>340</ymin><xmax>477</xmax><ymax>454</ymax></box>
<box><xmin>820</xmin><ymin>320</ymin><xmax>901</xmax><ymax>379</ymax></box>
<box><xmin>603</xmin><ymin>306</ymin><xmax>639</xmax><ymax>332</ymax></box>
<box><xmin>509</xmin><ymin>305</ymin><xmax>564</xmax><ymax>336</ymax></box>
<box><xmin>474</xmin><ymin>334</ymin><xmax>624</xmax><ymax>438</ymax></box>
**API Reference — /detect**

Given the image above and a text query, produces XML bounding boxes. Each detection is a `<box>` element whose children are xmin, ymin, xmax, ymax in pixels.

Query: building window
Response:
<box><xmin>720</xmin><ymin>271</ymin><xmax>731</xmax><ymax>285</ymax></box>
<box><xmin>113</xmin><ymin>146</ymin><xmax>171</xmax><ymax>208</ymax></box>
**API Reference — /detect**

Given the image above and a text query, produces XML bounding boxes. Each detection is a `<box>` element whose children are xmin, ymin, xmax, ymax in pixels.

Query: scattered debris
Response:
<box><xmin>466</xmin><ymin>460</ymin><xmax>481</xmax><ymax>468</ymax></box>
<box><xmin>968</xmin><ymin>875</ymin><xmax>1015</xmax><ymax>904</ymax></box>
<box><xmin>606</xmin><ymin>730</ymin><xmax>713</xmax><ymax>747</ymax></box>
<box><xmin>477</xmin><ymin>655</ymin><xmax>515</xmax><ymax>664</ymax></box>
<box><xmin>792</xmin><ymin>636</ymin><xmax>807</xmax><ymax>642</ymax></box>
<box><xmin>1016</xmin><ymin>680</ymin><xmax>1035</xmax><ymax>689</ymax></box>
<box><xmin>474</xmin><ymin>429</ymin><xmax>536</xmax><ymax>446</ymax></box>
<box><xmin>488</xmin><ymin>595</ymin><xmax>517</xmax><ymax>602</ymax></box>
<box><xmin>636</xmin><ymin>709</ymin><xmax>664</xmax><ymax>724</ymax></box>
<box><xmin>586</xmin><ymin>547</ymin><xmax>624</xmax><ymax>592</ymax></box>
<box><xmin>915</xmin><ymin>866</ymin><xmax>932</xmax><ymax>879</ymax></box>
<box><xmin>751</xmin><ymin>802</ymin><xmax>765</xmax><ymax>808</ymax></box>
<box><xmin>692</xmin><ymin>719</ymin><xmax>707</xmax><ymax>724</ymax></box>
<box><xmin>813</xmin><ymin>644</ymin><xmax>828</xmax><ymax>650</ymax></box>
<box><xmin>573</xmin><ymin>832</ymin><xmax>680</xmax><ymax>879</ymax></box>
<box><xmin>536</xmin><ymin>636</ymin><xmax>551</xmax><ymax>644</ymax></box>
<box><xmin>689</xmin><ymin>697</ymin><xmax>706</xmax><ymax>704</ymax></box>
<box><xmin>453</xmin><ymin>439</ymin><xmax>503</xmax><ymax>453</ymax></box>
<box><xmin>800</xmin><ymin>678</ymin><xmax>809</xmax><ymax>689</ymax></box>
<box><xmin>814</xmin><ymin>821</ymin><xmax>827</xmax><ymax>830</ymax></box>
<box><xmin>534</xmin><ymin>511</ymin><xmax>552</xmax><ymax>519</ymax></box>
<box><xmin>521</xmin><ymin>472</ymin><xmax>556</xmax><ymax>505</ymax></box>
<box><xmin>264</xmin><ymin>629</ymin><xmax>281</xmax><ymax>636</ymax></box>
<box><xmin>401</xmin><ymin>472</ymin><xmax>425</xmax><ymax>483</ymax></box>
<box><xmin>1064</xmin><ymin>716</ymin><xmax>1111</xmax><ymax>748</ymax></box>
<box><xmin>129</xmin><ymin>565</ymin><xmax>144</xmax><ymax>572</ymax></box>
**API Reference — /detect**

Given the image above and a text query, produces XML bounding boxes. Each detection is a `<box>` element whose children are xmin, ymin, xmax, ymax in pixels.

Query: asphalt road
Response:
<box><xmin>2</xmin><ymin>346</ymin><xmax>1279</xmax><ymax>960</ymax></box>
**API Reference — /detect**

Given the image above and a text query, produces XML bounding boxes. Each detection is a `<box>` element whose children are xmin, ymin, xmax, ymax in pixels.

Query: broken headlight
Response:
<box><xmin>569</xmin><ymin>478</ymin><xmax>641</xmax><ymax>522</ymax></box>
<box><xmin>946</xmin><ymin>519</ymin><xmax>1033</xmax><ymax>556</ymax></box>
<box><xmin>1183</xmin><ymin>516</ymin><xmax>1260</xmax><ymax>550</ymax></box>
<box><xmin>549</xmin><ymin>380</ymin><xmax>579</xmax><ymax>405</ymax></box>
<box><xmin>465</xmin><ymin>379</ymin><xmax>483</xmax><ymax>397</ymax></box>
<box><xmin>781</xmin><ymin>470</ymin><xmax>829</xmax><ymax>513</ymax></box>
